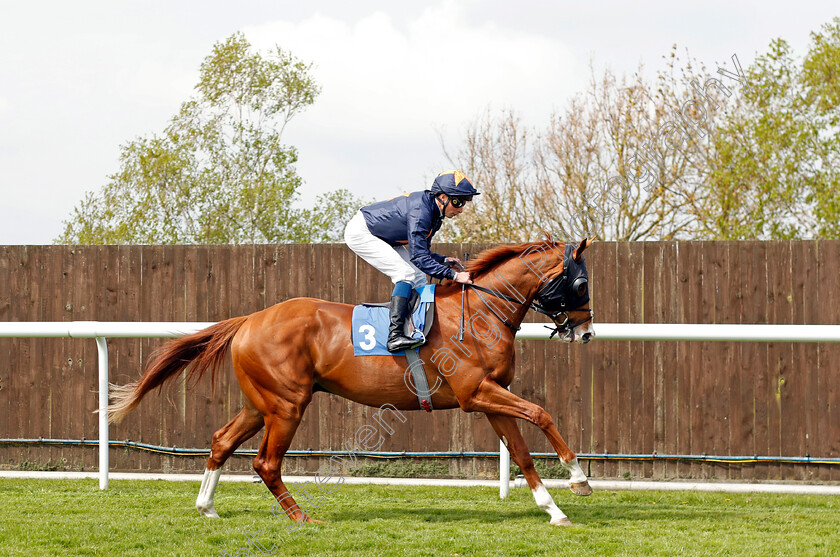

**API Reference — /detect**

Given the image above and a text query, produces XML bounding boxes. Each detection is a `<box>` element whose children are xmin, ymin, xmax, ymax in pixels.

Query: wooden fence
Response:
<box><xmin>0</xmin><ymin>242</ymin><xmax>838</xmax><ymax>481</ymax></box>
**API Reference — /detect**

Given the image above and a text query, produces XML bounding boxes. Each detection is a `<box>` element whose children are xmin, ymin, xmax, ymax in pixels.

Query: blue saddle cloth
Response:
<box><xmin>352</xmin><ymin>285</ymin><xmax>435</xmax><ymax>356</ymax></box>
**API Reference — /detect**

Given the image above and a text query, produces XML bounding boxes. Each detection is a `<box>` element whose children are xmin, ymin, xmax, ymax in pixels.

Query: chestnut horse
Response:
<box><xmin>107</xmin><ymin>236</ymin><xmax>595</xmax><ymax>526</ymax></box>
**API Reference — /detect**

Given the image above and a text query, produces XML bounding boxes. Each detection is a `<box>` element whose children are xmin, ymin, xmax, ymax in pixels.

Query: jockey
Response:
<box><xmin>344</xmin><ymin>170</ymin><xmax>479</xmax><ymax>352</ymax></box>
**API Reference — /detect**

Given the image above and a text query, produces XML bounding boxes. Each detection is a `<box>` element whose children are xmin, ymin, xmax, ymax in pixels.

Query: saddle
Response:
<box><xmin>351</xmin><ymin>285</ymin><xmax>437</xmax><ymax>412</ymax></box>
<box><xmin>352</xmin><ymin>285</ymin><xmax>435</xmax><ymax>356</ymax></box>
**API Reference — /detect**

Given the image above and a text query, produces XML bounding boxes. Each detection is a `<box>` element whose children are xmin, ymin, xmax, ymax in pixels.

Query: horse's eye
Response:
<box><xmin>576</xmin><ymin>281</ymin><xmax>587</xmax><ymax>297</ymax></box>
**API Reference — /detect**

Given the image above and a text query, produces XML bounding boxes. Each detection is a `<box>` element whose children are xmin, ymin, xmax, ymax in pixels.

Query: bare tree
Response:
<box><xmin>443</xmin><ymin>52</ymin><xmax>728</xmax><ymax>243</ymax></box>
<box><xmin>439</xmin><ymin>108</ymin><xmax>540</xmax><ymax>242</ymax></box>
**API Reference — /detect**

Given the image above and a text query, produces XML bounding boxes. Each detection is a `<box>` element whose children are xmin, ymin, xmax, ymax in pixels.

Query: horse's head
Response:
<box><xmin>533</xmin><ymin>238</ymin><xmax>595</xmax><ymax>344</ymax></box>
<box><xmin>466</xmin><ymin>235</ymin><xmax>595</xmax><ymax>341</ymax></box>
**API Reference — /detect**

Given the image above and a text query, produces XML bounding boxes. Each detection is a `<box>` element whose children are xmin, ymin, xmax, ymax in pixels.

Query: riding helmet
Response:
<box><xmin>430</xmin><ymin>170</ymin><xmax>480</xmax><ymax>199</ymax></box>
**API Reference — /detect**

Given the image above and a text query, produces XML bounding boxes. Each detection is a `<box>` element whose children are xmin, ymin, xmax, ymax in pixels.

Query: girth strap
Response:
<box><xmin>404</xmin><ymin>348</ymin><xmax>433</xmax><ymax>412</ymax></box>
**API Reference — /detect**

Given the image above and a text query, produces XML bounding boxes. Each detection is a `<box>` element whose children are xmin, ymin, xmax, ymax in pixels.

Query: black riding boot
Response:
<box><xmin>387</xmin><ymin>295</ymin><xmax>420</xmax><ymax>352</ymax></box>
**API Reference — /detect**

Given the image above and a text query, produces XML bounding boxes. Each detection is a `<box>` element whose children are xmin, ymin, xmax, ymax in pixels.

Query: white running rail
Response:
<box><xmin>0</xmin><ymin>321</ymin><xmax>838</xmax><ymax>492</ymax></box>
<box><xmin>0</xmin><ymin>322</ymin><xmax>213</xmax><ymax>489</ymax></box>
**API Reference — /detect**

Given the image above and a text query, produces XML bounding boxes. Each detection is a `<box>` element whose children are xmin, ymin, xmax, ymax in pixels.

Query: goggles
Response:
<box><xmin>449</xmin><ymin>196</ymin><xmax>471</xmax><ymax>208</ymax></box>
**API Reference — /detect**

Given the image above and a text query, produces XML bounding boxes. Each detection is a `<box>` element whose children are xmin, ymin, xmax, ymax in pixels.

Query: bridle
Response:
<box><xmin>466</xmin><ymin>283</ymin><xmax>592</xmax><ymax>338</ymax></box>
<box><xmin>536</xmin><ymin>305</ymin><xmax>594</xmax><ymax>341</ymax></box>
<box><xmin>460</xmin><ymin>244</ymin><xmax>593</xmax><ymax>341</ymax></box>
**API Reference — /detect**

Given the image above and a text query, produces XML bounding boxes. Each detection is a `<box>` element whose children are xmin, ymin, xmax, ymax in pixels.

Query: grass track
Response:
<box><xmin>0</xmin><ymin>478</ymin><xmax>838</xmax><ymax>556</ymax></box>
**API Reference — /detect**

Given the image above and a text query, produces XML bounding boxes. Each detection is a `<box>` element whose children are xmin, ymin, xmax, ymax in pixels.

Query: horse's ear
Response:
<box><xmin>573</xmin><ymin>237</ymin><xmax>592</xmax><ymax>263</ymax></box>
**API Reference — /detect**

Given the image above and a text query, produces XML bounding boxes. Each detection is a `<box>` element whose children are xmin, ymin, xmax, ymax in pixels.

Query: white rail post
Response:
<box><xmin>95</xmin><ymin>337</ymin><xmax>109</xmax><ymax>490</ymax></box>
<box><xmin>500</xmin><ymin>384</ymin><xmax>511</xmax><ymax>499</ymax></box>
<box><xmin>500</xmin><ymin>439</ymin><xmax>510</xmax><ymax>498</ymax></box>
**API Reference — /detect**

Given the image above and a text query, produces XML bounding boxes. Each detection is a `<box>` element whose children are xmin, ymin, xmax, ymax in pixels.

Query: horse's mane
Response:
<box><xmin>466</xmin><ymin>234</ymin><xmax>564</xmax><ymax>279</ymax></box>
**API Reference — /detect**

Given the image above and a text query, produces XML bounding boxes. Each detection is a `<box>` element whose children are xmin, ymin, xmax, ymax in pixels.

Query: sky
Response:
<box><xmin>0</xmin><ymin>1</ymin><xmax>836</xmax><ymax>244</ymax></box>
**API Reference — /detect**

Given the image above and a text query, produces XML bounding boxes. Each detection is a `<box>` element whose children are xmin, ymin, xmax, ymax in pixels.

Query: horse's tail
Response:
<box><xmin>106</xmin><ymin>316</ymin><xmax>249</xmax><ymax>424</ymax></box>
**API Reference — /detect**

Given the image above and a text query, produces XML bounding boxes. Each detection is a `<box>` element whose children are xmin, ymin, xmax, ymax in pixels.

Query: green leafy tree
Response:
<box><xmin>702</xmin><ymin>18</ymin><xmax>840</xmax><ymax>239</ymax></box>
<box><xmin>59</xmin><ymin>32</ymin><xmax>364</xmax><ymax>244</ymax></box>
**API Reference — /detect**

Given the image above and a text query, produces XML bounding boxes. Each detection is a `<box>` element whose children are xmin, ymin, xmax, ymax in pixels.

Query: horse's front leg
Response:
<box><xmin>486</xmin><ymin>413</ymin><xmax>574</xmax><ymax>526</ymax></box>
<box><xmin>462</xmin><ymin>377</ymin><xmax>592</xmax><ymax>497</ymax></box>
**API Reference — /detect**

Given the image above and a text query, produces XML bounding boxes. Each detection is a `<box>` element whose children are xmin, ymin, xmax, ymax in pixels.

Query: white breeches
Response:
<box><xmin>344</xmin><ymin>211</ymin><xmax>428</xmax><ymax>287</ymax></box>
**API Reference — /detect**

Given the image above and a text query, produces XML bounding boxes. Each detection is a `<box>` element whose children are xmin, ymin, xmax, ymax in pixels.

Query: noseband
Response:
<box><xmin>539</xmin><ymin>309</ymin><xmax>594</xmax><ymax>340</ymax></box>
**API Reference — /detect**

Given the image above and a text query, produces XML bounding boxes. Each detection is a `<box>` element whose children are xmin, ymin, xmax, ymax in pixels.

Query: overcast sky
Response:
<box><xmin>1</xmin><ymin>1</ymin><xmax>836</xmax><ymax>244</ymax></box>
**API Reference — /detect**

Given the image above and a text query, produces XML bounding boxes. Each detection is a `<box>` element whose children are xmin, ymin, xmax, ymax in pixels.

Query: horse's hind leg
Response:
<box><xmin>486</xmin><ymin>414</ymin><xmax>573</xmax><ymax>526</ymax></box>
<box><xmin>196</xmin><ymin>403</ymin><xmax>264</xmax><ymax>518</ymax></box>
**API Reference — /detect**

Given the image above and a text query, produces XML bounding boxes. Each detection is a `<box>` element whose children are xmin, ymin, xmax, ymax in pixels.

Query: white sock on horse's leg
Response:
<box><xmin>562</xmin><ymin>457</ymin><xmax>588</xmax><ymax>483</ymax></box>
<box><xmin>561</xmin><ymin>457</ymin><xmax>593</xmax><ymax>497</ymax></box>
<box><xmin>196</xmin><ymin>468</ymin><xmax>222</xmax><ymax>518</ymax></box>
<box><xmin>531</xmin><ymin>483</ymin><xmax>572</xmax><ymax>526</ymax></box>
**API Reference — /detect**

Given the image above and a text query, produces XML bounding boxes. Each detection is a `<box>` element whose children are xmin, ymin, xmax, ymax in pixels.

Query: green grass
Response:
<box><xmin>0</xmin><ymin>479</ymin><xmax>838</xmax><ymax>556</ymax></box>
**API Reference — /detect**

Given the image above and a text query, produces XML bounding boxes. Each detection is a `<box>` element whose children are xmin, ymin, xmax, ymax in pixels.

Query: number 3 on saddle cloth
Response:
<box><xmin>351</xmin><ymin>285</ymin><xmax>436</xmax><ymax>356</ymax></box>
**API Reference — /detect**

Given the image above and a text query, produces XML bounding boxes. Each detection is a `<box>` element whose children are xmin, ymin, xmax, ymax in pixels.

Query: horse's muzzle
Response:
<box><xmin>581</xmin><ymin>332</ymin><xmax>593</xmax><ymax>344</ymax></box>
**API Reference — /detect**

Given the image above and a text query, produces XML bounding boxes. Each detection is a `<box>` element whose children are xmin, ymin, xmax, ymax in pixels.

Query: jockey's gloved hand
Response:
<box><xmin>453</xmin><ymin>271</ymin><xmax>472</xmax><ymax>284</ymax></box>
<box><xmin>444</xmin><ymin>256</ymin><xmax>465</xmax><ymax>271</ymax></box>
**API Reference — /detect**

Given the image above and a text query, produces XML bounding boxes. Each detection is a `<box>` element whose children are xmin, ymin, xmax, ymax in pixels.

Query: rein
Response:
<box><xmin>458</xmin><ymin>246</ymin><xmax>593</xmax><ymax>339</ymax></box>
<box><xmin>465</xmin><ymin>282</ymin><xmax>594</xmax><ymax>338</ymax></box>
<box><xmin>467</xmin><ymin>283</ymin><xmax>524</xmax><ymax>331</ymax></box>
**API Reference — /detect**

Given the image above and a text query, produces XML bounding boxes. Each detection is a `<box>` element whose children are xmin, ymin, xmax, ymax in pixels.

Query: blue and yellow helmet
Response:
<box><xmin>430</xmin><ymin>170</ymin><xmax>479</xmax><ymax>199</ymax></box>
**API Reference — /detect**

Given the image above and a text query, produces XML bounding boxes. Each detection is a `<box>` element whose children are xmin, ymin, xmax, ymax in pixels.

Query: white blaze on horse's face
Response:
<box><xmin>575</xmin><ymin>316</ymin><xmax>595</xmax><ymax>344</ymax></box>
<box><xmin>560</xmin><ymin>308</ymin><xmax>595</xmax><ymax>344</ymax></box>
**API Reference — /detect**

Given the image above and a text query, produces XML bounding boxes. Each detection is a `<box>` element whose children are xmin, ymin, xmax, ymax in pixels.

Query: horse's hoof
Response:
<box><xmin>551</xmin><ymin>517</ymin><xmax>574</xmax><ymax>526</ymax></box>
<box><xmin>569</xmin><ymin>481</ymin><xmax>592</xmax><ymax>496</ymax></box>
<box><xmin>305</xmin><ymin>517</ymin><xmax>325</xmax><ymax>525</ymax></box>
<box><xmin>197</xmin><ymin>506</ymin><xmax>220</xmax><ymax>519</ymax></box>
